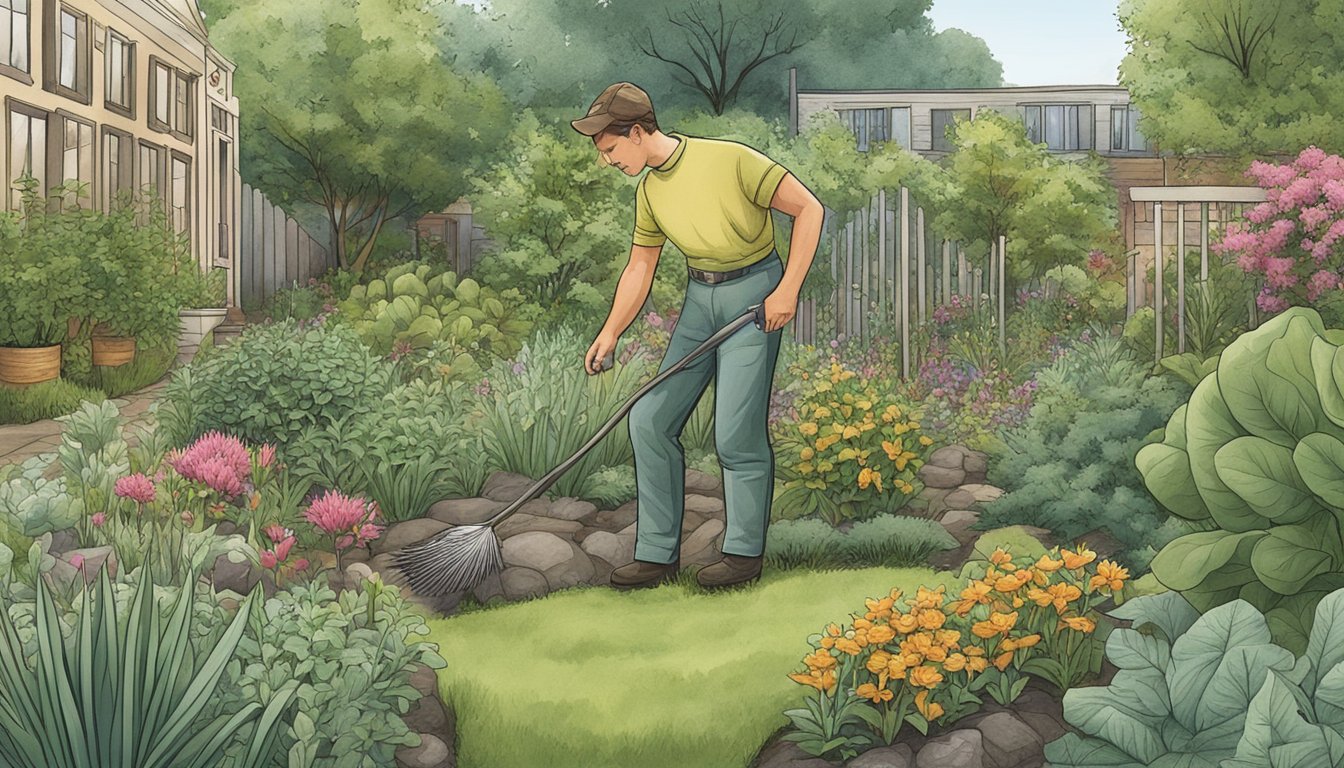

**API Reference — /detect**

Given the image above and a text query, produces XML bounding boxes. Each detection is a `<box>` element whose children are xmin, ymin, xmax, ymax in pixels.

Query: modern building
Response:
<box><xmin>790</xmin><ymin>77</ymin><xmax>1251</xmax><ymax>286</ymax></box>
<box><xmin>1</xmin><ymin>0</ymin><xmax>241</xmax><ymax>307</ymax></box>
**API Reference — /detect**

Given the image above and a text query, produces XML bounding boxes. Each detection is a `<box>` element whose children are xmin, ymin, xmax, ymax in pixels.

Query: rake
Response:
<box><xmin>391</xmin><ymin>302</ymin><xmax>768</xmax><ymax>596</ymax></box>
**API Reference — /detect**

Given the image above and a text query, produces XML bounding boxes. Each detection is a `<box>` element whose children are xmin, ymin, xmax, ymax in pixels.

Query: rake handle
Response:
<box><xmin>481</xmin><ymin>303</ymin><xmax>767</xmax><ymax>528</ymax></box>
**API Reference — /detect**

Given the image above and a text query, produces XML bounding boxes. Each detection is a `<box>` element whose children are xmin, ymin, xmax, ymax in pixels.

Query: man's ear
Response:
<box><xmin>630</xmin><ymin>124</ymin><xmax>644</xmax><ymax>144</ymax></box>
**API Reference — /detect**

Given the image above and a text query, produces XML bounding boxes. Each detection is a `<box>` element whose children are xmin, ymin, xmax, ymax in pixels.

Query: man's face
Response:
<box><xmin>594</xmin><ymin>126</ymin><xmax>645</xmax><ymax>176</ymax></box>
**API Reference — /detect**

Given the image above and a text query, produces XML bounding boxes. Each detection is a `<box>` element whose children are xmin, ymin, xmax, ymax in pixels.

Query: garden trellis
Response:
<box><xmin>791</xmin><ymin>186</ymin><xmax>1011</xmax><ymax>380</ymax></box>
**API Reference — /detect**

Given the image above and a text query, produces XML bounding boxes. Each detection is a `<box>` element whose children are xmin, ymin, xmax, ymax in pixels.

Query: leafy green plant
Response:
<box><xmin>1136</xmin><ymin>306</ymin><xmax>1344</xmax><ymax>655</ymax></box>
<box><xmin>781</xmin><ymin>681</ymin><xmax>873</xmax><ymax>761</ymax></box>
<box><xmin>0</xmin><ymin>543</ymin><xmax>298</xmax><ymax>768</ymax></box>
<box><xmin>208</xmin><ymin>577</ymin><xmax>447</xmax><ymax>768</ymax></box>
<box><xmin>156</xmin><ymin>319</ymin><xmax>397</xmax><ymax>451</ymax></box>
<box><xmin>579</xmin><ymin>464</ymin><xmax>637</xmax><ymax>509</ymax></box>
<box><xmin>0</xmin><ymin>178</ymin><xmax>90</xmax><ymax>347</ymax></box>
<box><xmin>1157</xmin><ymin>350</ymin><xmax>1221</xmax><ymax>388</ymax></box>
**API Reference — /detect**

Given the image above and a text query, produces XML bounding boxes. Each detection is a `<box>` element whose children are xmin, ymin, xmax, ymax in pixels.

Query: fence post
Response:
<box><xmin>900</xmin><ymin>186</ymin><xmax>910</xmax><ymax>380</ymax></box>
<box><xmin>916</xmin><ymin>207</ymin><xmax>926</xmax><ymax>327</ymax></box>
<box><xmin>958</xmin><ymin>246</ymin><xmax>968</xmax><ymax>297</ymax></box>
<box><xmin>1200</xmin><ymin>201</ymin><xmax>1209</xmax><ymax>282</ymax></box>
<box><xmin>1177</xmin><ymin>203</ymin><xmax>1186</xmax><ymax>355</ymax></box>
<box><xmin>1155</xmin><ymin>201</ymin><xmax>1164</xmax><ymax>365</ymax></box>
<box><xmin>878</xmin><ymin>189</ymin><xmax>887</xmax><ymax>325</ymax></box>
<box><xmin>846</xmin><ymin>217</ymin><xmax>855</xmax><ymax>341</ymax></box>
<box><xmin>941</xmin><ymin>240</ymin><xmax>951</xmax><ymax>306</ymax></box>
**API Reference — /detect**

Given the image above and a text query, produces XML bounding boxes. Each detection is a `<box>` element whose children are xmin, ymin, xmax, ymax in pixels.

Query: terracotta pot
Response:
<box><xmin>0</xmin><ymin>344</ymin><xmax>62</xmax><ymax>386</ymax></box>
<box><xmin>92</xmin><ymin>335</ymin><xmax>136</xmax><ymax>367</ymax></box>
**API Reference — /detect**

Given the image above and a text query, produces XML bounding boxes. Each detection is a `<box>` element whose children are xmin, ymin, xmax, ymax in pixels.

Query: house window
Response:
<box><xmin>44</xmin><ymin>2</ymin><xmax>89</xmax><ymax>102</ymax></box>
<box><xmin>57</xmin><ymin>113</ymin><xmax>93</xmax><ymax>208</ymax></box>
<box><xmin>1111</xmin><ymin>105</ymin><xmax>1149</xmax><ymax>152</ymax></box>
<box><xmin>104</xmin><ymin>29</ymin><xmax>133</xmax><ymax>117</ymax></box>
<box><xmin>930</xmin><ymin>108</ymin><xmax>970</xmax><ymax>152</ymax></box>
<box><xmin>148</xmin><ymin>55</ymin><xmax>194</xmax><ymax>140</ymax></box>
<box><xmin>7</xmin><ymin>99</ymin><xmax>46</xmax><ymax>209</ymax></box>
<box><xmin>102</xmin><ymin>126</ymin><xmax>132</xmax><ymax>210</ymax></box>
<box><xmin>1020</xmin><ymin>104</ymin><xmax>1093</xmax><ymax>151</ymax></box>
<box><xmin>0</xmin><ymin>0</ymin><xmax>30</xmax><ymax>82</ymax></box>
<box><xmin>837</xmin><ymin>107</ymin><xmax>911</xmax><ymax>151</ymax></box>
<box><xmin>138</xmin><ymin>140</ymin><xmax>163</xmax><ymax>208</ymax></box>
<box><xmin>170</xmin><ymin>151</ymin><xmax>189</xmax><ymax>238</ymax></box>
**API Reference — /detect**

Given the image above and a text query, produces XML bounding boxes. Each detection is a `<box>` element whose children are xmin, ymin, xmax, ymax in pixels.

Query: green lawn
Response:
<box><xmin>420</xmin><ymin>565</ymin><xmax>964</xmax><ymax>768</ymax></box>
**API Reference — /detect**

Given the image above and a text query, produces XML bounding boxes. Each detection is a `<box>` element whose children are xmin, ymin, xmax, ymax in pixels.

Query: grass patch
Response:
<box><xmin>420</xmin><ymin>565</ymin><xmax>961</xmax><ymax>768</ymax></box>
<box><xmin>0</xmin><ymin>379</ymin><xmax>106</xmax><ymax>425</ymax></box>
<box><xmin>92</xmin><ymin>335</ymin><xmax>176</xmax><ymax>397</ymax></box>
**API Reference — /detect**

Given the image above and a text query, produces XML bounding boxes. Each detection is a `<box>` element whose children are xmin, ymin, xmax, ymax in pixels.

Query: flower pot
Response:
<box><xmin>177</xmin><ymin>307</ymin><xmax>229</xmax><ymax>366</ymax></box>
<box><xmin>92</xmin><ymin>335</ymin><xmax>136</xmax><ymax>367</ymax></box>
<box><xmin>0</xmin><ymin>344</ymin><xmax>61</xmax><ymax>386</ymax></box>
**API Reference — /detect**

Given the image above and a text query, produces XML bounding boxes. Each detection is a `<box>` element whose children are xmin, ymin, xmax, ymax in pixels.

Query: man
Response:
<box><xmin>572</xmin><ymin>81</ymin><xmax>824</xmax><ymax>590</ymax></box>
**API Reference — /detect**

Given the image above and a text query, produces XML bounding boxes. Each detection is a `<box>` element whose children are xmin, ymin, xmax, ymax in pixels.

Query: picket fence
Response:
<box><xmin>238</xmin><ymin>183</ymin><xmax>332</xmax><ymax>309</ymax></box>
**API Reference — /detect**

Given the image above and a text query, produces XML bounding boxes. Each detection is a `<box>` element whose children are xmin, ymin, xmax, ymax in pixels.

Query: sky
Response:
<box><xmin>927</xmin><ymin>0</ymin><xmax>1130</xmax><ymax>86</ymax></box>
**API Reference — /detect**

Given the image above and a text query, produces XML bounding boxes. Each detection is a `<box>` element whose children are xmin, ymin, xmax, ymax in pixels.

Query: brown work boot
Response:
<box><xmin>696</xmin><ymin>554</ymin><xmax>763</xmax><ymax>590</ymax></box>
<box><xmin>610</xmin><ymin>559</ymin><xmax>679</xmax><ymax>590</ymax></box>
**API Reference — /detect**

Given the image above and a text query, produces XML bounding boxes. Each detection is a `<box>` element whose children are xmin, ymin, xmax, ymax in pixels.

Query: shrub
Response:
<box><xmin>156</xmin><ymin>318</ymin><xmax>397</xmax><ymax>451</ymax></box>
<box><xmin>0</xmin><ymin>179</ymin><xmax>89</xmax><ymax>347</ymax></box>
<box><xmin>783</xmin><ymin>542</ymin><xmax>1127</xmax><ymax>761</ymax></box>
<box><xmin>981</xmin><ymin>332</ymin><xmax>1189</xmax><ymax>569</ymax></box>
<box><xmin>905</xmin><ymin>353</ymin><xmax>1037</xmax><ymax>453</ymax></box>
<box><xmin>1136</xmin><ymin>306</ymin><xmax>1344</xmax><ymax>655</ymax></box>
<box><xmin>580</xmin><ymin>464</ymin><xmax>638</xmax><ymax>509</ymax></box>
<box><xmin>1045</xmin><ymin>588</ymin><xmax>1344</xmax><ymax>768</ymax></box>
<box><xmin>772</xmin><ymin>357</ymin><xmax>934</xmax><ymax>526</ymax></box>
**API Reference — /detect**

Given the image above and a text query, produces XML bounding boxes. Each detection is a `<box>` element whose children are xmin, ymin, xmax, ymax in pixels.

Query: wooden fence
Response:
<box><xmin>239</xmin><ymin>183</ymin><xmax>333</xmax><ymax>309</ymax></box>
<box><xmin>791</xmin><ymin>187</ymin><xmax>1010</xmax><ymax>379</ymax></box>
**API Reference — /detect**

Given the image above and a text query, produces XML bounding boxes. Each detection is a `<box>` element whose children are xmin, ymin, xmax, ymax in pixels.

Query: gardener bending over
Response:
<box><xmin>573</xmin><ymin>81</ymin><xmax>823</xmax><ymax>590</ymax></box>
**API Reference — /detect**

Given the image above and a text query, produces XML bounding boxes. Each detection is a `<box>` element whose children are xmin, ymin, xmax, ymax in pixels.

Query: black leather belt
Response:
<box><xmin>688</xmin><ymin>259</ymin><xmax>764</xmax><ymax>285</ymax></box>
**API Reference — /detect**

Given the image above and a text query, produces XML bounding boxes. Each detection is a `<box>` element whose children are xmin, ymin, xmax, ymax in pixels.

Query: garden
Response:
<box><xmin>6</xmin><ymin>108</ymin><xmax>1344</xmax><ymax>767</ymax></box>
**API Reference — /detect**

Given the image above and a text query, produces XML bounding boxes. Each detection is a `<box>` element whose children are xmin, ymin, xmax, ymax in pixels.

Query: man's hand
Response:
<box><xmin>585</xmin><ymin>330</ymin><xmax>619</xmax><ymax>374</ymax></box>
<box><xmin>762</xmin><ymin>287</ymin><xmax>798</xmax><ymax>333</ymax></box>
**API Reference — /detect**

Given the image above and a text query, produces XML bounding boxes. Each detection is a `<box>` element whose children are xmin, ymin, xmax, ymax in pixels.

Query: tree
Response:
<box><xmin>201</xmin><ymin>0</ymin><xmax>510</xmax><ymax>273</ymax></box>
<box><xmin>1118</xmin><ymin>0</ymin><xmax>1344</xmax><ymax>156</ymax></box>
<box><xmin>935</xmin><ymin>110</ymin><xmax>1117</xmax><ymax>283</ymax></box>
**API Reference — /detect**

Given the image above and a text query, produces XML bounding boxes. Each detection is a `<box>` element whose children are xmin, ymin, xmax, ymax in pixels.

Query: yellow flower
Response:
<box><xmin>917</xmin><ymin>609</ymin><xmax>946</xmax><ymax>631</ymax></box>
<box><xmin>799</xmin><ymin>422</ymin><xmax>818</xmax><ymax>436</ymax></box>
<box><xmin>813</xmin><ymin>406</ymin><xmax>831</xmax><ymax>419</ymax></box>
<box><xmin>951</xmin><ymin>580</ymin><xmax>994</xmax><ymax>615</ymax></box>
<box><xmin>943</xmin><ymin>653</ymin><xmax>967</xmax><ymax>672</ymax></box>
<box><xmin>857</xmin><ymin>682</ymin><xmax>894</xmax><ymax>703</ymax></box>
<box><xmin>967</xmin><ymin>656</ymin><xmax>989</xmax><ymax>674</ymax></box>
<box><xmin>891</xmin><ymin>612</ymin><xmax>920</xmax><ymax>634</ymax></box>
<box><xmin>803</xmin><ymin>650</ymin><xmax>837</xmax><ymax>671</ymax></box>
<box><xmin>909</xmin><ymin>665</ymin><xmax>944</xmax><ymax>689</ymax></box>
<box><xmin>814</xmin><ymin>380</ymin><xmax>833</xmax><ymax>392</ymax></box>
<box><xmin>843</xmin><ymin>424</ymin><xmax>862</xmax><ymax>440</ymax></box>
<box><xmin>893</xmin><ymin>423</ymin><xmax>911</xmax><ymax>435</ymax></box>
<box><xmin>936</xmin><ymin>629</ymin><xmax>962</xmax><ymax>648</ymax></box>
<box><xmin>1045</xmin><ymin>583</ymin><xmax>1082</xmax><ymax>614</ymax></box>
<box><xmin>911</xmin><ymin>585</ymin><xmax>947</xmax><ymax>610</ymax></box>
<box><xmin>971</xmin><ymin>611</ymin><xmax>1019</xmax><ymax>638</ymax></box>
<box><xmin>797</xmin><ymin>463</ymin><xmax>814</xmax><ymax>475</ymax></box>
<box><xmin>1062</xmin><ymin>616</ymin><xmax>1096</xmax><ymax>633</ymax></box>
<box><xmin>868</xmin><ymin>625</ymin><xmax>896</xmax><ymax>645</ymax></box>
<box><xmin>989</xmin><ymin>547</ymin><xmax>1014</xmax><ymax>567</ymax></box>
<box><xmin>1016</xmin><ymin>633</ymin><xmax>1042</xmax><ymax>648</ymax></box>
<box><xmin>1092</xmin><ymin>559</ymin><xmax>1130</xmax><ymax>592</ymax></box>
<box><xmin>1063</xmin><ymin>544</ymin><xmax>1097</xmax><ymax>570</ymax></box>
<box><xmin>993</xmin><ymin>651</ymin><xmax>1014</xmax><ymax>671</ymax></box>
<box><xmin>835</xmin><ymin>637</ymin><xmax>863</xmax><ymax>656</ymax></box>
<box><xmin>994</xmin><ymin>575</ymin><xmax>1022</xmax><ymax>594</ymax></box>
<box><xmin>865</xmin><ymin>596</ymin><xmax>895</xmax><ymax>621</ymax></box>
<box><xmin>919</xmin><ymin>435</ymin><xmax>933</xmax><ymax>446</ymax></box>
<box><xmin>858</xmin><ymin>467</ymin><xmax>883</xmax><ymax>492</ymax></box>
<box><xmin>1034</xmin><ymin>553</ymin><xmax>1064</xmax><ymax>573</ymax></box>
<box><xmin>800</xmin><ymin>447</ymin><xmax>815</xmax><ymax>461</ymax></box>
<box><xmin>914</xmin><ymin>689</ymin><xmax>945</xmax><ymax>721</ymax></box>
<box><xmin>789</xmin><ymin>668</ymin><xmax>837</xmax><ymax>692</ymax></box>
<box><xmin>866</xmin><ymin>650</ymin><xmax>893</xmax><ymax>676</ymax></box>
<box><xmin>816</xmin><ymin>434</ymin><xmax>841</xmax><ymax>451</ymax></box>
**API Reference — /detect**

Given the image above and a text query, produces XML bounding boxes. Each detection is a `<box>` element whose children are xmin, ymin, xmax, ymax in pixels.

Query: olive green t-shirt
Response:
<box><xmin>632</xmin><ymin>133</ymin><xmax>790</xmax><ymax>271</ymax></box>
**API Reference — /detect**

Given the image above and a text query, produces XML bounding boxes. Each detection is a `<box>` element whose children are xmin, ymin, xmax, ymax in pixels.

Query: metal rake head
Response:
<box><xmin>391</xmin><ymin>525</ymin><xmax>503</xmax><ymax>597</ymax></box>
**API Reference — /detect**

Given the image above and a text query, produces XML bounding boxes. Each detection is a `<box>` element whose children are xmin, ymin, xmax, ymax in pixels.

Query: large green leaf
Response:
<box><xmin>1314</xmin><ymin>336</ymin><xmax>1344</xmax><ymax>432</ymax></box>
<box><xmin>1138</xmin><ymin>442</ymin><xmax>1211</xmax><ymax>521</ymax></box>
<box><xmin>1250</xmin><ymin>524</ymin><xmax>1337</xmax><ymax>595</ymax></box>
<box><xmin>1185</xmin><ymin>372</ymin><xmax>1263</xmax><ymax>532</ymax></box>
<box><xmin>1266</xmin><ymin>311</ymin><xmax>1336</xmax><ymax>439</ymax></box>
<box><xmin>1305</xmin><ymin>589</ymin><xmax>1344</xmax><ymax>700</ymax></box>
<box><xmin>1215</xmin><ymin>436</ymin><xmax>1325</xmax><ymax>524</ymax></box>
<box><xmin>1150</xmin><ymin>530</ymin><xmax>1268</xmax><ymax>592</ymax></box>
<box><xmin>1044</xmin><ymin>732</ymin><xmax>1149</xmax><ymax>767</ymax></box>
<box><xmin>1296</xmin><ymin>433</ymin><xmax>1344</xmax><ymax>511</ymax></box>
<box><xmin>1061</xmin><ymin>667</ymin><xmax>1170</xmax><ymax>763</ymax></box>
<box><xmin>1107</xmin><ymin>591</ymin><xmax>1202</xmax><ymax>647</ymax></box>
<box><xmin>1223</xmin><ymin>670</ymin><xmax>1344</xmax><ymax>768</ymax></box>
<box><xmin>1219</xmin><ymin>307</ymin><xmax>1324</xmax><ymax>448</ymax></box>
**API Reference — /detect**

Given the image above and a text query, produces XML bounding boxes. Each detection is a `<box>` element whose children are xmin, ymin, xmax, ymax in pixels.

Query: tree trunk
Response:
<box><xmin>350</xmin><ymin>198</ymin><xmax>389</xmax><ymax>275</ymax></box>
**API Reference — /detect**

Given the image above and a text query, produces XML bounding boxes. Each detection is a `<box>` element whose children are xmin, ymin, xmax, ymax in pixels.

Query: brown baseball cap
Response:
<box><xmin>571</xmin><ymin>82</ymin><xmax>655</xmax><ymax>136</ymax></box>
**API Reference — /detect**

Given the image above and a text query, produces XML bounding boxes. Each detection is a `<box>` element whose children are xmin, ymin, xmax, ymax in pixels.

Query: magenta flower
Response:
<box><xmin>171</xmin><ymin>431</ymin><xmax>252</xmax><ymax>500</ymax></box>
<box><xmin>263</xmin><ymin>523</ymin><xmax>293</xmax><ymax>543</ymax></box>
<box><xmin>304</xmin><ymin>490</ymin><xmax>370</xmax><ymax>537</ymax></box>
<box><xmin>115</xmin><ymin>473</ymin><xmax>157</xmax><ymax>504</ymax></box>
<box><xmin>257</xmin><ymin>443</ymin><xmax>276</xmax><ymax>470</ymax></box>
<box><xmin>260</xmin><ymin>550</ymin><xmax>278</xmax><ymax>569</ymax></box>
<box><xmin>91</xmin><ymin>512</ymin><xmax>106</xmax><ymax>527</ymax></box>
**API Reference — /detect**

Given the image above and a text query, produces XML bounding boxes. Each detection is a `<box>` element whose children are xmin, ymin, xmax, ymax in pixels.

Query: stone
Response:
<box><xmin>915</xmin><ymin>729</ymin><xmax>985</xmax><ymax>768</ymax></box>
<box><xmin>401</xmin><ymin>696</ymin><xmax>449</xmax><ymax>739</ymax></box>
<box><xmin>974</xmin><ymin>712</ymin><xmax>1043</xmax><ymax>768</ymax></box>
<box><xmin>542</xmin><ymin>542</ymin><xmax>597</xmax><ymax>590</ymax></box>
<box><xmin>581</xmin><ymin>531</ymin><xmax>635</xmax><ymax>567</ymax></box>
<box><xmin>374</xmin><ymin>519</ymin><xmax>453</xmax><ymax>557</ymax></box>
<box><xmin>480</xmin><ymin>471</ymin><xmax>537</xmax><ymax>502</ymax></box>
<box><xmin>851</xmin><ymin>744</ymin><xmax>914</xmax><ymax>768</ymax></box>
<box><xmin>61</xmin><ymin>546</ymin><xmax>117</xmax><ymax>582</ymax></box>
<box><xmin>395</xmin><ymin>733</ymin><xmax>450</xmax><ymax>768</ymax></box>
<box><xmin>408</xmin><ymin>662</ymin><xmax>440</xmax><ymax>697</ymax></box>
<box><xmin>1017</xmin><ymin>712</ymin><xmax>1067</xmax><ymax>745</ymax></box>
<box><xmin>502</xmin><ymin>531</ymin><xmax>574</xmax><ymax>571</ymax></box>
<box><xmin>963</xmin><ymin>452</ymin><xmax>988</xmax><ymax>475</ymax></box>
<box><xmin>617</xmin><ymin>522</ymin><xmax>637</xmax><ymax>538</ymax></box>
<box><xmin>471</xmin><ymin>570</ymin><xmax>504</xmax><ymax>603</ymax></box>
<box><xmin>494</xmin><ymin>513</ymin><xmax>582</xmax><ymax>541</ymax></box>
<box><xmin>572</xmin><ymin>526</ymin><xmax>602</xmax><ymax>544</ymax></box>
<box><xmin>929</xmin><ymin>446</ymin><xmax>966</xmax><ymax>469</ymax></box>
<box><xmin>47</xmin><ymin>527</ymin><xmax>79</xmax><ymax>555</ymax></box>
<box><xmin>685</xmin><ymin>468</ymin><xmax>722</xmax><ymax>496</ymax></box>
<box><xmin>938</xmin><ymin>510</ymin><xmax>981</xmax><ymax>545</ymax></box>
<box><xmin>500</xmin><ymin>567</ymin><xmax>549</xmax><ymax>601</ymax></box>
<box><xmin>684</xmin><ymin>494</ymin><xmax>725</xmax><ymax>517</ymax></box>
<box><xmin>427</xmin><ymin>497</ymin><xmax>508</xmax><ymax>526</ymax></box>
<box><xmin>752</xmin><ymin>738</ymin><xmax>835</xmax><ymax>768</ymax></box>
<box><xmin>960</xmin><ymin>484</ymin><xmax>1003</xmax><ymax>504</ymax></box>
<box><xmin>211</xmin><ymin>553</ymin><xmax>260</xmax><ymax>595</ymax></box>
<box><xmin>681</xmin><ymin>507</ymin><xmax>708</xmax><ymax>531</ymax></box>
<box><xmin>345</xmin><ymin>562</ymin><xmax>374</xmax><ymax>584</ymax></box>
<box><xmin>942</xmin><ymin>488</ymin><xmax>977</xmax><ymax>510</ymax></box>
<box><xmin>681</xmin><ymin>519</ymin><xmax>726</xmax><ymax>567</ymax></box>
<box><xmin>918</xmin><ymin>464</ymin><xmax>966</xmax><ymax>489</ymax></box>
<box><xmin>545</xmin><ymin>497</ymin><xmax>598</xmax><ymax>522</ymax></box>
<box><xmin>590</xmin><ymin>501</ymin><xmax>639</xmax><ymax>531</ymax></box>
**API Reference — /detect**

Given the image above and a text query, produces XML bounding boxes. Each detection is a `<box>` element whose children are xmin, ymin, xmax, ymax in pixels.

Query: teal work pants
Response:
<box><xmin>628</xmin><ymin>252</ymin><xmax>784</xmax><ymax>563</ymax></box>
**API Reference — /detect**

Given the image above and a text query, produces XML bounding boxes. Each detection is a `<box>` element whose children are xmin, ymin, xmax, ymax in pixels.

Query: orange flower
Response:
<box><xmin>1031</xmin><ymin>569</ymin><xmax>1050</xmax><ymax>588</ymax></box>
<box><xmin>918</xmin><ymin>609</ymin><xmax>946</xmax><ymax>631</ymax></box>
<box><xmin>909</xmin><ymin>665</ymin><xmax>944</xmax><ymax>689</ymax></box>
<box><xmin>1063</xmin><ymin>544</ymin><xmax>1097</xmax><ymax>570</ymax></box>
<box><xmin>820</xmin><ymin>623</ymin><xmax>842</xmax><ymax>649</ymax></box>
<box><xmin>943</xmin><ymin>653</ymin><xmax>967</xmax><ymax>672</ymax></box>
<box><xmin>1015</xmin><ymin>569</ymin><xmax>1034</xmax><ymax>585</ymax></box>
<box><xmin>803</xmin><ymin>650</ymin><xmax>837</xmax><ymax>671</ymax></box>
<box><xmin>911</xmin><ymin>585</ymin><xmax>947</xmax><ymax>610</ymax></box>
<box><xmin>866</xmin><ymin>596</ymin><xmax>895</xmax><ymax>621</ymax></box>
<box><xmin>890</xmin><ymin>612</ymin><xmax>920</xmax><ymax>634</ymax></box>
<box><xmin>1062</xmin><ymin>616</ymin><xmax>1096</xmax><ymax>633</ymax></box>
<box><xmin>835</xmin><ymin>637</ymin><xmax>863</xmax><ymax>656</ymax></box>
<box><xmin>789</xmin><ymin>668</ymin><xmax>837</xmax><ymax>692</ymax></box>
<box><xmin>993</xmin><ymin>651</ymin><xmax>1014</xmax><ymax>671</ymax></box>
<box><xmin>1016</xmin><ymin>633</ymin><xmax>1041</xmax><ymax>648</ymax></box>
<box><xmin>1041</xmin><ymin>583</ymin><xmax>1082</xmax><ymax>614</ymax></box>
<box><xmin>967</xmin><ymin>656</ymin><xmax>989</xmax><ymax>674</ymax></box>
<box><xmin>1090</xmin><ymin>560</ymin><xmax>1130</xmax><ymax>593</ymax></box>
<box><xmin>868</xmin><ymin>625</ymin><xmax>896</xmax><ymax>645</ymax></box>
<box><xmin>989</xmin><ymin>547</ymin><xmax>1017</xmax><ymax>571</ymax></box>
<box><xmin>971</xmin><ymin>611</ymin><xmax>1019</xmax><ymax>638</ymax></box>
<box><xmin>936</xmin><ymin>629</ymin><xmax>963</xmax><ymax>649</ymax></box>
<box><xmin>950</xmin><ymin>581</ymin><xmax>994</xmax><ymax>615</ymax></box>
<box><xmin>1034</xmin><ymin>553</ymin><xmax>1064</xmax><ymax>572</ymax></box>
<box><xmin>914</xmin><ymin>689</ymin><xmax>945</xmax><ymax>721</ymax></box>
<box><xmin>994</xmin><ymin>575</ymin><xmax>1022</xmax><ymax>594</ymax></box>
<box><xmin>867</xmin><ymin>650</ymin><xmax>893</xmax><ymax>675</ymax></box>
<box><xmin>857</xmin><ymin>682</ymin><xmax>894</xmax><ymax>703</ymax></box>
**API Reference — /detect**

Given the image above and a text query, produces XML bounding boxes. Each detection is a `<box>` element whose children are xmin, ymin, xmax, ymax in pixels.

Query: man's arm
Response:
<box><xmin>586</xmin><ymin>243</ymin><xmax>663</xmax><ymax>374</ymax></box>
<box><xmin>762</xmin><ymin>173</ymin><xmax>824</xmax><ymax>332</ymax></box>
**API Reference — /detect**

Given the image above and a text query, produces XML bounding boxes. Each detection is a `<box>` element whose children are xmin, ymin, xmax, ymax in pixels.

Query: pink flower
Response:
<box><xmin>114</xmin><ymin>473</ymin><xmax>157</xmax><ymax>504</ymax></box>
<box><xmin>304</xmin><ymin>490</ymin><xmax>370</xmax><ymax>536</ymax></box>
<box><xmin>69</xmin><ymin>554</ymin><xmax>85</xmax><ymax>570</ymax></box>
<box><xmin>291</xmin><ymin>557</ymin><xmax>310</xmax><ymax>572</ymax></box>
<box><xmin>260</xmin><ymin>550</ymin><xmax>277</xmax><ymax>569</ymax></box>
<box><xmin>263</xmin><ymin>523</ymin><xmax>292</xmax><ymax>543</ymax></box>
<box><xmin>645</xmin><ymin>311</ymin><xmax>664</xmax><ymax>329</ymax></box>
<box><xmin>180</xmin><ymin>510</ymin><xmax>194</xmax><ymax>527</ymax></box>
<box><xmin>257</xmin><ymin>443</ymin><xmax>276</xmax><ymax>470</ymax></box>
<box><xmin>171</xmin><ymin>431</ymin><xmax>252</xmax><ymax>500</ymax></box>
<box><xmin>91</xmin><ymin>512</ymin><xmax>106</xmax><ymax>527</ymax></box>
